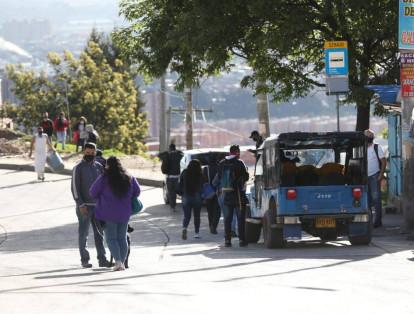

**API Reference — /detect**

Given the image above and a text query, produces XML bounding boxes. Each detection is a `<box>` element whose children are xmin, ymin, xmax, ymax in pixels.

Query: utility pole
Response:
<box><xmin>184</xmin><ymin>85</ymin><xmax>193</xmax><ymax>150</ymax></box>
<box><xmin>159</xmin><ymin>74</ymin><xmax>168</xmax><ymax>152</ymax></box>
<box><xmin>256</xmin><ymin>79</ymin><xmax>270</xmax><ymax>137</ymax></box>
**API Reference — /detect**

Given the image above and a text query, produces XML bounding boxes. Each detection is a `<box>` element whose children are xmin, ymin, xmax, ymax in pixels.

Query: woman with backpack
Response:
<box><xmin>89</xmin><ymin>156</ymin><xmax>140</xmax><ymax>271</ymax></box>
<box><xmin>179</xmin><ymin>159</ymin><xmax>204</xmax><ymax>240</ymax></box>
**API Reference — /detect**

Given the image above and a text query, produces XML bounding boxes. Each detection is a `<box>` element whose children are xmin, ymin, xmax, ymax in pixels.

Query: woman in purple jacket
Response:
<box><xmin>90</xmin><ymin>156</ymin><xmax>140</xmax><ymax>271</ymax></box>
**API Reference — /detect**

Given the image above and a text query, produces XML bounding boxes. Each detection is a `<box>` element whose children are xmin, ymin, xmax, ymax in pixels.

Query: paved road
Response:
<box><xmin>0</xmin><ymin>169</ymin><xmax>413</xmax><ymax>314</ymax></box>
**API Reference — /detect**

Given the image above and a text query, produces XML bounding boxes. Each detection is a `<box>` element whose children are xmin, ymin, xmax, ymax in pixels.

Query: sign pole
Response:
<box><xmin>399</xmin><ymin>0</ymin><xmax>414</xmax><ymax>237</ymax></box>
<box><xmin>336</xmin><ymin>94</ymin><xmax>340</xmax><ymax>131</ymax></box>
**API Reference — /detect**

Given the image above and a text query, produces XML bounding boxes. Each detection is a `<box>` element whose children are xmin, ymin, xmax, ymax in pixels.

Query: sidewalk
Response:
<box><xmin>0</xmin><ymin>154</ymin><xmax>164</xmax><ymax>187</ymax></box>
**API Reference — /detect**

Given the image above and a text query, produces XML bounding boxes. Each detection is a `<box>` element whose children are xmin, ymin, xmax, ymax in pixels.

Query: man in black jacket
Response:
<box><xmin>161</xmin><ymin>143</ymin><xmax>183</xmax><ymax>211</ymax></box>
<box><xmin>217</xmin><ymin>145</ymin><xmax>249</xmax><ymax>247</ymax></box>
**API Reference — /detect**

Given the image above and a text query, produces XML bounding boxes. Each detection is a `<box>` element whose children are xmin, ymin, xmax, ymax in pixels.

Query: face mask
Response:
<box><xmin>38</xmin><ymin>131</ymin><xmax>42</xmax><ymax>136</ymax></box>
<box><xmin>83</xmin><ymin>155</ymin><xmax>94</xmax><ymax>162</ymax></box>
<box><xmin>367</xmin><ymin>138</ymin><xmax>374</xmax><ymax>144</ymax></box>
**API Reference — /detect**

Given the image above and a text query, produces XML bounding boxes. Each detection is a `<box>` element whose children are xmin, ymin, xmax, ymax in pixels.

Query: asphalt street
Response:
<box><xmin>0</xmin><ymin>169</ymin><xmax>413</xmax><ymax>314</ymax></box>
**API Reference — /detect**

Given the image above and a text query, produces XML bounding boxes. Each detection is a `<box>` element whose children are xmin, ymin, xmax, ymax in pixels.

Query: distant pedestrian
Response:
<box><xmin>364</xmin><ymin>129</ymin><xmax>386</xmax><ymax>228</ymax></box>
<box><xmin>217</xmin><ymin>145</ymin><xmax>249</xmax><ymax>247</ymax></box>
<box><xmin>29</xmin><ymin>126</ymin><xmax>54</xmax><ymax>181</ymax></box>
<box><xmin>85</xmin><ymin>124</ymin><xmax>99</xmax><ymax>144</ymax></box>
<box><xmin>161</xmin><ymin>143</ymin><xmax>184</xmax><ymax>212</ymax></box>
<box><xmin>73</xmin><ymin>116</ymin><xmax>88</xmax><ymax>152</ymax></box>
<box><xmin>90</xmin><ymin>156</ymin><xmax>141</xmax><ymax>271</ymax></box>
<box><xmin>40</xmin><ymin>112</ymin><xmax>54</xmax><ymax>139</ymax></box>
<box><xmin>179</xmin><ymin>159</ymin><xmax>204</xmax><ymax>240</ymax></box>
<box><xmin>71</xmin><ymin>142</ymin><xmax>110</xmax><ymax>268</ymax></box>
<box><xmin>53</xmin><ymin>112</ymin><xmax>69</xmax><ymax>150</ymax></box>
<box><xmin>248</xmin><ymin>130</ymin><xmax>264</xmax><ymax>158</ymax></box>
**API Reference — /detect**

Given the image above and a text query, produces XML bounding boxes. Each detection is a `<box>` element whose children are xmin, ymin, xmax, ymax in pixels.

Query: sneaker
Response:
<box><xmin>224</xmin><ymin>240</ymin><xmax>232</xmax><ymax>247</ymax></box>
<box><xmin>239</xmin><ymin>240</ymin><xmax>248</xmax><ymax>247</ymax></box>
<box><xmin>81</xmin><ymin>262</ymin><xmax>92</xmax><ymax>268</ymax></box>
<box><xmin>113</xmin><ymin>261</ymin><xmax>125</xmax><ymax>271</ymax></box>
<box><xmin>194</xmin><ymin>233</ymin><xmax>201</xmax><ymax>239</ymax></box>
<box><xmin>182</xmin><ymin>228</ymin><xmax>187</xmax><ymax>240</ymax></box>
<box><xmin>210</xmin><ymin>226</ymin><xmax>218</xmax><ymax>234</ymax></box>
<box><xmin>99</xmin><ymin>260</ymin><xmax>113</xmax><ymax>268</ymax></box>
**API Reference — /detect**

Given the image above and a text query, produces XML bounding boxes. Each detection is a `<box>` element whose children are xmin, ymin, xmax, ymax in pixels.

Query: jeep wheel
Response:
<box><xmin>263</xmin><ymin>200</ymin><xmax>284</xmax><ymax>249</ymax></box>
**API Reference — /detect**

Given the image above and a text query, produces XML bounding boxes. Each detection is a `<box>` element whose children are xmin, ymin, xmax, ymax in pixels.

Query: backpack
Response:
<box><xmin>220</xmin><ymin>161</ymin><xmax>236</xmax><ymax>192</ymax></box>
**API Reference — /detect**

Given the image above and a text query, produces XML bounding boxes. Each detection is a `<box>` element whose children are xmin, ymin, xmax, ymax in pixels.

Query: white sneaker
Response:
<box><xmin>194</xmin><ymin>233</ymin><xmax>201</xmax><ymax>239</ymax></box>
<box><xmin>113</xmin><ymin>261</ymin><xmax>125</xmax><ymax>271</ymax></box>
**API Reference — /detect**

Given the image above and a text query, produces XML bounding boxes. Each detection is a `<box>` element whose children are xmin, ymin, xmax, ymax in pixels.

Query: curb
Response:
<box><xmin>0</xmin><ymin>163</ymin><xmax>163</xmax><ymax>188</ymax></box>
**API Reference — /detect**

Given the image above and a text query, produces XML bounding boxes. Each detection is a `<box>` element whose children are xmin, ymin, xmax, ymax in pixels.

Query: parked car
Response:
<box><xmin>162</xmin><ymin>148</ymin><xmax>229</xmax><ymax>204</ymax></box>
<box><xmin>245</xmin><ymin>131</ymin><xmax>371</xmax><ymax>248</ymax></box>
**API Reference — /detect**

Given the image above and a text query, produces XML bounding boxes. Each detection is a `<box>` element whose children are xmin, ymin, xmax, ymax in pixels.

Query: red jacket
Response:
<box><xmin>53</xmin><ymin>117</ymin><xmax>69</xmax><ymax>132</ymax></box>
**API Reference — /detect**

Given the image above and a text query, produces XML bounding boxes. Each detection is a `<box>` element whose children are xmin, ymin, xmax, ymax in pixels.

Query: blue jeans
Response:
<box><xmin>182</xmin><ymin>194</ymin><xmax>202</xmax><ymax>233</ymax></box>
<box><xmin>104</xmin><ymin>221</ymin><xmax>129</xmax><ymax>263</ymax></box>
<box><xmin>218</xmin><ymin>193</ymin><xmax>237</xmax><ymax>232</ymax></box>
<box><xmin>368</xmin><ymin>172</ymin><xmax>382</xmax><ymax>225</ymax></box>
<box><xmin>76</xmin><ymin>205</ymin><xmax>107</xmax><ymax>264</ymax></box>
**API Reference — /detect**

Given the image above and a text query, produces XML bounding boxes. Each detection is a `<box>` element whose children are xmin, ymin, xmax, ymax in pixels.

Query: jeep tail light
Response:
<box><xmin>287</xmin><ymin>189</ymin><xmax>297</xmax><ymax>200</ymax></box>
<box><xmin>352</xmin><ymin>188</ymin><xmax>362</xmax><ymax>200</ymax></box>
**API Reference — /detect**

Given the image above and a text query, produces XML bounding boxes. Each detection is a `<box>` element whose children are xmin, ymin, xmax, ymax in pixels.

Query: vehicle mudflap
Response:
<box><xmin>283</xmin><ymin>224</ymin><xmax>302</xmax><ymax>239</ymax></box>
<box><xmin>348</xmin><ymin>222</ymin><xmax>370</xmax><ymax>236</ymax></box>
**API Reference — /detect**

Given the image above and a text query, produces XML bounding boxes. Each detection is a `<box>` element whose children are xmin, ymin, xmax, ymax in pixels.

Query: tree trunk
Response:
<box><xmin>256</xmin><ymin>79</ymin><xmax>270</xmax><ymax>137</ymax></box>
<box><xmin>185</xmin><ymin>85</ymin><xmax>193</xmax><ymax>150</ymax></box>
<box><xmin>355</xmin><ymin>98</ymin><xmax>370</xmax><ymax>131</ymax></box>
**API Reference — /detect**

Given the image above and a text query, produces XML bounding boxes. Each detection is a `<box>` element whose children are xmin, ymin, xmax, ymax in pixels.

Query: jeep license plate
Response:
<box><xmin>315</xmin><ymin>217</ymin><xmax>336</xmax><ymax>228</ymax></box>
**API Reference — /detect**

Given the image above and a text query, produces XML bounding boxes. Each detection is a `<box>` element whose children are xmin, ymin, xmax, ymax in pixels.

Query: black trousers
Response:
<box><xmin>224</xmin><ymin>191</ymin><xmax>246</xmax><ymax>242</ymax></box>
<box><xmin>166</xmin><ymin>177</ymin><xmax>179</xmax><ymax>209</ymax></box>
<box><xmin>206</xmin><ymin>195</ymin><xmax>221</xmax><ymax>231</ymax></box>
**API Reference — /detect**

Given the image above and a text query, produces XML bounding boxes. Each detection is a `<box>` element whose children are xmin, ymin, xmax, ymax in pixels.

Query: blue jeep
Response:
<box><xmin>245</xmin><ymin>131</ymin><xmax>371</xmax><ymax>248</ymax></box>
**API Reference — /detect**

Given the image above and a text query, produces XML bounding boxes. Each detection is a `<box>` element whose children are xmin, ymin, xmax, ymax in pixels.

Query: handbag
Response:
<box><xmin>202</xmin><ymin>183</ymin><xmax>215</xmax><ymax>200</ymax></box>
<box><xmin>131</xmin><ymin>197</ymin><xmax>143</xmax><ymax>215</ymax></box>
<box><xmin>201</xmin><ymin>165</ymin><xmax>216</xmax><ymax>200</ymax></box>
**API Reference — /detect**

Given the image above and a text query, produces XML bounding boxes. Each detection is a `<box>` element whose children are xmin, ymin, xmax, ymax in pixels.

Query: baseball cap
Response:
<box><xmin>249</xmin><ymin>130</ymin><xmax>259</xmax><ymax>138</ymax></box>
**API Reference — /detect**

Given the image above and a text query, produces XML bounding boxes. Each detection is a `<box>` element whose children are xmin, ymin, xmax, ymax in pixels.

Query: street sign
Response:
<box><xmin>399</xmin><ymin>0</ymin><xmax>414</xmax><ymax>50</ymax></box>
<box><xmin>324</xmin><ymin>41</ymin><xmax>349</xmax><ymax>76</ymax></box>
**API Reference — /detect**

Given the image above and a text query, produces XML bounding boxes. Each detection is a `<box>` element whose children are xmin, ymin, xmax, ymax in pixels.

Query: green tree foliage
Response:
<box><xmin>116</xmin><ymin>0</ymin><xmax>398</xmax><ymax>130</ymax></box>
<box><xmin>7</xmin><ymin>42</ymin><xmax>148</xmax><ymax>154</ymax></box>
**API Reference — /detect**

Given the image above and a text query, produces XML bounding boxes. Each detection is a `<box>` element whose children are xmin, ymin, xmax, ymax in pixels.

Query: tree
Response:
<box><xmin>86</xmin><ymin>28</ymin><xmax>146</xmax><ymax>112</ymax></box>
<box><xmin>7</xmin><ymin>42</ymin><xmax>148</xmax><ymax>154</ymax></box>
<box><xmin>116</xmin><ymin>0</ymin><xmax>398</xmax><ymax>130</ymax></box>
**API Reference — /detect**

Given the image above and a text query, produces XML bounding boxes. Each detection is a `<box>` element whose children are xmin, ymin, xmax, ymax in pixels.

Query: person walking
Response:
<box><xmin>85</xmin><ymin>124</ymin><xmax>99</xmax><ymax>144</ymax></box>
<box><xmin>364</xmin><ymin>129</ymin><xmax>386</xmax><ymax>228</ymax></box>
<box><xmin>217</xmin><ymin>145</ymin><xmax>249</xmax><ymax>247</ymax></box>
<box><xmin>204</xmin><ymin>155</ymin><xmax>221</xmax><ymax>234</ymax></box>
<box><xmin>90</xmin><ymin>156</ymin><xmax>141</xmax><ymax>271</ymax></box>
<box><xmin>53</xmin><ymin>111</ymin><xmax>69</xmax><ymax>150</ymax></box>
<box><xmin>28</xmin><ymin>126</ymin><xmax>54</xmax><ymax>181</ymax></box>
<box><xmin>179</xmin><ymin>159</ymin><xmax>204</xmax><ymax>240</ymax></box>
<box><xmin>73</xmin><ymin>116</ymin><xmax>88</xmax><ymax>152</ymax></box>
<box><xmin>161</xmin><ymin>143</ymin><xmax>183</xmax><ymax>212</ymax></box>
<box><xmin>40</xmin><ymin>112</ymin><xmax>54</xmax><ymax>139</ymax></box>
<box><xmin>71</xmin><ymin>142</ymin><xmax>110</xmax><ymax>268</ymax></box>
